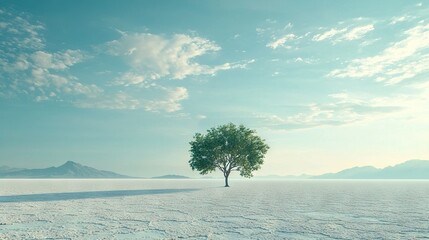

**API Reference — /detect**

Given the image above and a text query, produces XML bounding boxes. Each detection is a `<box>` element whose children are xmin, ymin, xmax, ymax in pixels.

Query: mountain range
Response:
<box><xmin>313</xmin><ymin>159</ymin><xmax>429</xmax><ymax>179</ymax></box>
<box><xmin>0</xmin><ymin>161</ymin><xmax>129</xmax><ymax>178</ymax></box>
<box><xmin>0</xmin><ymin>159</ymin><xmax>428</xmax><ymax>179</ymax></box>
<box><xmin>152</xmin><ymin>175</ymin><xmax>190</xmax><ymax>179</ymax></box>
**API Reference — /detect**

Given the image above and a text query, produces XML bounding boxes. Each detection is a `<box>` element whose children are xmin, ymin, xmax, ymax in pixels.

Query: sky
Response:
<box><xmin>1</xmin><ymin>0</ymin><xmax>429</xmax><ymax>177</ymax></box>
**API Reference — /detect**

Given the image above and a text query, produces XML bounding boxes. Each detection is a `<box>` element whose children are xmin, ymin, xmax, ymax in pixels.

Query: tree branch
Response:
<box><xmin>216</xmin><ymin>164</ymin><xmax>224</xmax><ymax>173</ymax></box>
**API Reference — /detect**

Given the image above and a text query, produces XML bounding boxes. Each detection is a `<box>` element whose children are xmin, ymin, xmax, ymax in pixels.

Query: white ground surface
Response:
<box><xmin>0</xmin><ymin>179</ymin><xmax>428</xmax><ymax>239</ymax></box>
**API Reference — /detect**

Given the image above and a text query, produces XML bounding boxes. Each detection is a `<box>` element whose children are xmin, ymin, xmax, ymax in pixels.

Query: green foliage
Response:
<box><xmin>189</xmin><ymin>123</ymin><xmax>269</xmax><ymax>179</ymax></box>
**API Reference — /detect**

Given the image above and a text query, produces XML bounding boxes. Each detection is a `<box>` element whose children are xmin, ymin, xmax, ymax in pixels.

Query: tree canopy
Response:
<box><xmin>189</xmin><ymin>123</ymin><xmax>269</xmax><ymax>187</ymax></box>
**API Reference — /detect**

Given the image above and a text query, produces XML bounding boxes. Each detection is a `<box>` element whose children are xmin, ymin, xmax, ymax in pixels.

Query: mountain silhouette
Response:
<box><xmin>0</xmin><ymin>166</ymin><xmax>27</xmax><ymax>174</ymax></box>
<box><xmin>152</xmin><ymin>174</ymin><xmax>190</xmax><ymax>179</ymax></box>
<box><xmin>314</xmin><ymin>159</ymin><xmax>429</xmax><ymax>179</ymax></box>
<box><xmin>0</xmin><ymin>161</ymin><xmax>130</xmax><ymax>178</ymax></box>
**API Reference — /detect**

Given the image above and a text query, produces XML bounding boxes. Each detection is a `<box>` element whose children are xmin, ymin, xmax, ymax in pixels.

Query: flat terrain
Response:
<box><xmin>0</xmin><ymin>179</ymin><xmax>428</xmax><ymax>239</ymax></box>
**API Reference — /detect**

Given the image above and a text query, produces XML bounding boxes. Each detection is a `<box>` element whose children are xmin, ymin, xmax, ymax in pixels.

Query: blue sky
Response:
<box><xmin>1</xmin><ymin>0</ymin><xmax>429</xmax><ymax>177</ymax></box>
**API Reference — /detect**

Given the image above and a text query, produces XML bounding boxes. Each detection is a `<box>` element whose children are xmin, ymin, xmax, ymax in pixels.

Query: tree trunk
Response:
<box><xmin>224</xmin><ymin>174</ymin><xmax>229</xmax><ymax>187</ymax></box>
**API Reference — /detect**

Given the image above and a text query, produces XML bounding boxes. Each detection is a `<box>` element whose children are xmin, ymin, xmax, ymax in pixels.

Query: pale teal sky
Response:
<box><xmin>1</xmin><ymin>0</ymin><xmax>429</xmax><ymax>177</ymax></box>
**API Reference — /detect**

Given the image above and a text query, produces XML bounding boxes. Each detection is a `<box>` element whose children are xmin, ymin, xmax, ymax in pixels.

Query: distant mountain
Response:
<box><xmin>314</xmin><ymin>160</ymin><xmax>429</xmax><ymax>179</ymax></box>
<box><xmin>314</xmin><ymin>166</ymin><xmax>379</xmax><ymax>179</ymax></box>
<box><xmin>0</xmin><ymin>161</ymin><xmax>130</xmax><ymax>178</ymax></box>
<box><xmin>0</xmin><ymin>166</ymin><xmax>27</xmax><ymax>174</ymax></box>
<box><xmin>152</xmin><ymin>174</ymin><xmax>190</xmax><ymax>179</ymax></box>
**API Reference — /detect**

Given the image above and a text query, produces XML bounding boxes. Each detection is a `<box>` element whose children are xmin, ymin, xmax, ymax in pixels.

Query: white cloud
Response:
<box><xmin>105</xmin><ymin>32</ymin><xmax>247</xmax><ymax>81</ymax></box>
<box><xmin>75</xmin><ymin>86</ymin><xmax>189</xmax><ymax>112</ymax></box>
<box><xmin>312</xmin><ymin>28</ymin><xmax>347</xmax><ymax>41</ymax></box>
<box><xmin>266</xmin><ymin>34</ymin><xmax>296</xmax><ymax>49</ymax></box>
<box><xmin>265</xmin><ymin>18</ymin><xmax>277</xmax><ymax>24</ymax></box>
<box><xmin>114</xmin><ymin>72</ymin><xmax>147</xmax><ymax>87</ymax></box>
<box><xmin>293</xmin><ymin>57</ymin><xmax>317</xmax><ymax>64</ymax></box>
<box><xmin>390</xmin><ymin>15</ymin><xmax>413</xmax><ymax>25</ymax></box>
<box><xmin>312</xmin><ymin>24</ymin><xmax>374</xmax><ymax>43</ymax></box>
<box><xmin>202</xmin><ymin>59</ymin><xmax>254</xmax><ymax>73</ymax></box>
<box><xmin>257</xmin><ymin>20</ymin><xmax>300</xmax><ymax>50</ymax></box>
<box><xmin>75</xmin><ymin>92</ymin><xmax>140</xmax><ymax>110</ymax></box>
<box><xmin>144</xmin><ymin>87</ymin><xmax>189</xmax><ymax>112</ymax></box>
<box><xmin>2</xmin><ymin>54</ymin><xmax>30</xmax><ymax>72</ymax></box>
<box><xmin>0</xmin><ymin>13</ymin><xmax>44</xmax><ymax>52</ymax></box>
<box><xmin>113</xmin><ymin>58</ymin><xmax>253</xmax><ymax>87</ymax></box>
<box><xmin>196</xmin><ymin>114</ymin><xmax>207</xmax><ymax>120</ymax></box>
<box><xmin>255</xmin><ymin>27</ymin><xmax>266</xmax><ymax>35</ymax></box>
<box><xmin>342</xmin><ymin>24</ymin><xmax>374</xmax><ymax>41</ymax></box>
<box><xmin>0</xmin><ymin>9</ymin><xmax>99</xmax><ymax>103</ymax></box>
<box><xmin>30</xmin><ymin>67</ymin><xmax>102</xmax><ymax>98</ymax></box>
<box><xmin>0</xmin><ymin>22</ymin><xmax>7</xmax><ymax>28</ymax></box>
<box><xmin>35</xmin><ymin>95</ymin><xmax>49</xmax><ymax>102</ymax></box>
<box><xmin>0</xmin><ymin>12</ymin><xmax>44</xmax><ymax>68</ymax></box>
<box><xmin>383</xmin><ymin>55</ymin><xmax>429</xmax><ymax>85</ymax></box>
<box><xmin>284</xmin><ymin>22</ymin><xmax>293</xmax><ymax>30</ymax></box>
<box><xmin>31</xmin><ymin>50</ymin><xmax>85</xmax><ymax>70</ymax></box>
<box><xmin>64</xmin><ymin>82</ymin><xmax>102</xmax><ymax>97</ymax></box>
<box><xmin>328</xmin><ymin>23</ymin><xmax>429</xmax><ymax>85</ymax></box>
<box><xmin>16</xmin><ymin>50</ymin><xmax>96</xmax><ymax>100</ymax></box>
<box><xmin>360</xmin><ymin>38</ymin><xmax>380</xmax><ymax>47</ymax></box>
<box><xmin>327</xmin><ymin>92</ymin><xmax>368</xmax><ymax>105</ymax></box>
<box><xmin>257</xmin><ymin>92</ymin><xmax>403</xmax><ymax>131</ymax></box>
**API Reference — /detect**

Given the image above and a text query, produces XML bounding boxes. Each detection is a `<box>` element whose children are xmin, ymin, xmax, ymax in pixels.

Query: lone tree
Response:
<box><xmin>189</xmin><ymin>123</ymin><xmax>269</xmax><ymax>187</ymax></box>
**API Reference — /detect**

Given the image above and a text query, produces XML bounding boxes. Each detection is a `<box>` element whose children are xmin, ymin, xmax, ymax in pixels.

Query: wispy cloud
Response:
<box><xmin>312</xmin><ymin>24</ymin><xmax>374</xmax><ymax>43</ymax></box>
<box><xmin>260</xmin><ymin>18</ymin><xmax>375</xmax><ymax>53</ymax></box>
<box><xmin>75</xmin><ymin>92</ymin><xmax>140</xmax><ymax>110</ymax></box>
<box><xmin>328</xmin><ymin>23</ymin><xmax>429</xmax><ymax>85</ymax></box>
<box><xmin>0</xmin><ymin>13</ymin><xmax>44</xmax><ymax>50</ymax></box>
<box><xmin>256</xmin><ymin>92</ymin><xmax>402</xmax><ymax>131</ymax></box>
<box><xmin>31</xmin><ymin>50</ymin><xmax>85</xmax><ymax>70</ymax></box>
<box><xmin>312</xmin><ymin>28</ymin><xmax>347</xmax><ymax>42</ymax></box>
<box><xmin>293</xmin><ymin>57</ymin><xmax>317</xmax><ymax>64</ymax></box>
<box><xmin>257</xmin><ymin>21</ymin><xmax>300</xmax><ymax>50</ymax></box>
<box><xmin>104</xmin><ymin>32</ymin><xmax>251</xmax><ymax>84</ymax></box>
<box><xmin>101</xmin><ymin>31</ymin><xmax>252</xmax><ymax>111</ymax></box>
<box><xmin>0</xmin><ymin>9</ymin><xmax>100</xmax><ymax>103</ymax></box>
<box><xmin>113</xmin><ymin>72</ymin><xmax>148</xmax><ymax>87</ymax></box>
<box><xmin>257</xmin><ymin>79</ymin><xmax>429</xmax><ymax>131</ymax></box>
<box><xmin>342</xmin><ymin>24</ymin><xmax>374</xmax><ymax>41</ymax></box>
<box><xmin>75</xmin><ymin>86</ymin><xmax>190</xmax><ymax>112</ymax></box>
<box><xmin>389</xmin><ymin>15</ymin><xmax>414</xmax><ymax>25</ymax></box>
<box><xmin>144</xmin><ymin>87</ymin><xmax>189</xmax><ymax>113</ymax></box>
<box><xmin>360</xmin><ymin>38</ymin><xmax>380</xmax><ymax>47</ymax></box>
<box><xmin>266</xmin><ymin>34</ymin><xmax>296</xmax><ymax>49</ymax></box>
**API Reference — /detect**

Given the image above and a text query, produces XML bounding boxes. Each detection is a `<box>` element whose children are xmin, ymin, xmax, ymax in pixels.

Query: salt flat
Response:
<box><xmin>0</xmin><ymin>179</ymin><xmax>428</xmax><ymax>239</ymax></box>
